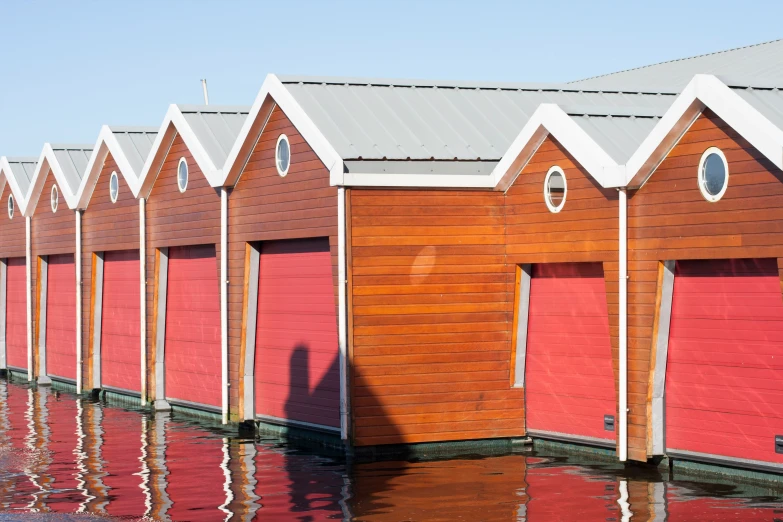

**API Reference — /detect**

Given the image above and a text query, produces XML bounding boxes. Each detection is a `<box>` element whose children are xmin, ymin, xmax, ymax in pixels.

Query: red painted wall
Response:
<box><xmin>46</xmin><ymin>254</ymin><xmax>76</xmax><ymax>381</ymax></box>
<box><xmin>6</xmin><ymin>257</ymin><xmax>26</xmax><ymax>369</ymax></box>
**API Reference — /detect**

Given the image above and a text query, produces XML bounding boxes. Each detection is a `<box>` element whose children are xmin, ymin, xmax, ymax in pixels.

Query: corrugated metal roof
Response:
<box><xmin>279</xmin><ymin>76</ymin><xmax>677</xmax><ymax>162</ymax></box>
<box><xmin>50</xmin><ymin>144</ymin><xmax>93</xmax><ymax>195</ymax></box>
<box><xmin>5</xmin><ymin>157</ymin><xmax>37</xmax><ymax>196</ymax></box>
<box><xmin>570</xmin><ymin>114</ymin><xmax>661</xmax><ymax>164</ymax></box>
<box><xmin>730</xmin><ymin>85</ymin><xmax>783</xmax><ymax>131</ymax></box>
<box><xmin>571</xmin><ymin>39</ymin><xmax>783</xmax><ymax>91</ymax></box>
<box><xmin>177</xmin><ymin>105</ymin><xmax>250</xmax><ymax>168</ymax></box>
<box><xmin>108</xmin><ymin>126</ymin><xmax>158</xmax><ymax>176</ymax></box>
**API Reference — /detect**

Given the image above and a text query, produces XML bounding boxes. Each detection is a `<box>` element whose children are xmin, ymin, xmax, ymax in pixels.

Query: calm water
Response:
<box><xmin>1</xmin><ymin>379</ymin><xmax>782</xmax><ymax>521</ymax></box>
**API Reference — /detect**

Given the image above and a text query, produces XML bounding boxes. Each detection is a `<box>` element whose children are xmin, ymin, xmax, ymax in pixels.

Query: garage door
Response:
<box><xmin>666</xmin><ymin>258</ymin><xmax>783</xmax><ymax>465</ymax></box>
<box><xmin>6</xmin><ymin>257</ymin><xmax>26</xmax><ymax>370</ymax></box>
<box><xmin>165</xmin><ymin>245</ymin><xmax>220</xmax><ymax>408</ymax></box>
<box><xmin>101</xmin><ymin>250</ymin><xmax>140</xmax><ymax>392</ymax></box>
<box><xmin>46</xmin><ymin>254</ymin><xmax>76</xmax><ymax>381</ymax></box>
<box><xmin>525</xmin><ymin>262</ymin><xmax>617</xmax><ymax>443</ymax></box>
<box><xmin>255</xmin><ymin>238</ymin><xmax>339</xmax><ymax>428</ymax></box>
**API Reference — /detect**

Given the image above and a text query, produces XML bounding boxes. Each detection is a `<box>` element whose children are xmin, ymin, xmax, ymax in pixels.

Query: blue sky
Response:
<box><xmin>0</xmin><ymin>0</ymin><xmax>781</xmax><ymax>156</ymax></box>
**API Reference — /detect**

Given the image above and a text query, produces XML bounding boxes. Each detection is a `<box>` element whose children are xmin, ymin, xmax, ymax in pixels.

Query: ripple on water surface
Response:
<box><xmin>0</xmin><ymin>379</ymin><xmax>782</xmax><ymax>520</ymax></box>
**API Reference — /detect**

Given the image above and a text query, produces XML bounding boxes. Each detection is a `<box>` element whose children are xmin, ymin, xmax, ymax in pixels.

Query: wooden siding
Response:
<box><xmin>145</xmin><ymin>135</ymin><xmax>221</xmax><ymax>404</ymax></box>
<box><xmin>349</xmin><ymin>189</ymin><xmax>521</xmax><ymax>446</ymax></box>
<box><xmin>229</xmin><ymin>106</ymin><xmax>338</xmax><ymax>421</ymax></box>
<box><xmin>628</xmin><ymin>108</ymin><xmax>783</xmax><ymax>461</ymax></box>
<box><xmin>32</xmin><ymin>172</ymin><xmax>76</xmax><ymax>379</ymax></box>
<box><xmin>81</xmin><ymin>152</ymin><xmax>140</xmax><ymax>389</ymax></box>
<box><xmin>349</xmin><ymin>136</ymin><xmax>619</xmax><ymax>447</ymax></box>
<box><xmin>0</xmin><ymin>184</ymin><xmax>26</xmax><ymax>259</ymax></box>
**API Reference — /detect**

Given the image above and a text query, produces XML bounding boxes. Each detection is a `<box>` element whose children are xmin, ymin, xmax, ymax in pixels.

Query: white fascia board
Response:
<box><xmin>24</xmin><ymin>144</ymin><xmax>79</xmax><ymax>216</ymax></box>
<box><xmin>342</xmin><ymin>172</ymin><xmax>496</xmax><ymax>189</ymax></box>
<box><xmin>625</xmin><ymin>74</ymin><xmax>783</xmax><ymax>188</ymax></box>
<box><xmin>138</xmin><ymin>105</ymin><xmax>221</xmax><ymax>196</ymax></box>
<box><xmin>491</xmin><ymin>104</ymin><xmax>624</xmax><ymax>191</ymax></box>
<box><xmin>222</xmin><ymin>74</ymin><xmax>343</xmax><ymax>188</ymax></box>
<box><xmin>77</xmin><ymin>126</ymin><xmax>143</xmax><ymax>208</ymax></box>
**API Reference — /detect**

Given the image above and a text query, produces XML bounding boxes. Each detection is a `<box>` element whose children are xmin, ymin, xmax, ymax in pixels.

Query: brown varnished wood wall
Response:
<box><xmin>144</xmin><ymin>135</ymin><xmax>221</xmax><ymax>403</ymax></box>
<box><xmin>628</xmin><ymin>108</ymin><xmax>783</xmax><ymax>460</ymax></box>
<box><xmin>0</xmin><ymin>183</ymin><xmax>26</xmax><ymax>259</ymax></box>
<box><xmin>229</xmin><ymin>106</ymin><xmax>338</xmax><ymax>420</ymax></box>
<box><xmin>349</xmin><ymin>189</ymin><xmax>521</xmax><ymax>446</ymax></box>
<box><xmin>81</xmin><ymin>152</ymin><xmax>140</xmax><ymax>388</ymax></box>
<box><xmin>31</xmin><ymin>172</ymin><xmax>76</xmax><ymax>376</ymax></box>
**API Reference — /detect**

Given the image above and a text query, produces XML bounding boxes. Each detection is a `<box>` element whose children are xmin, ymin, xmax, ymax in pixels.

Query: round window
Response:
<box><xmin>177</xmin><ymin>157</ymin><xmax>188</xmax><ymax>192</ymax></box>
<box><xmin>7</xmin><ymin>194</ymin><xmax>13</xmax><ymax>220</ymax></box>
<box><xmin>51</xmin><ymin>185</ymin><xmax>59</xmax><ymax>213</ymax></box>
<box><xmin>544</xmin><ymin>166</ymin><xmax>567</xmax><ymax>213</ymax></box>
<box><xmin>276</xmin><ymin>134</ymin><xmax>291</xmax><ymax>177</ymax></box>
<box><xmin>109</xmin><ymin>171</ymin><xmax>119</xmax><ymax>203</ymax></box>
<box><xmin>698</xmin><ymin>147</ymin><xmax>728</xmax><ymax>202</ymax></box>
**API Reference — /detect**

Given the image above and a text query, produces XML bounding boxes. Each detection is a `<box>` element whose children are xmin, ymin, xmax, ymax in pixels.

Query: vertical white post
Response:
<box><xmin>618</xmin><ymin>188</ymin><xmax>628</xmax><ymax>462</ymax></box>
<box><xmin>337</xmin><ymin>187</ymin><xmax>349</xmax><ymax>441</ymax></box>
<box><xmin>140</xmin><ymin>198</ymin><xmax>147</xmax><ymax>406</ymax></box>
<box><xmin>201</xmin><ymin>79</ymin><xmax>210</xmax><ymax>105</ymax></box>
<box><xmin>220</xmin><ymin>187</ymin><xmax>228</xmax><ymax>424</ymax></box>
<box><xmin>76</xmin><ymin>210</ymin><xmax>83</xmax><ymax>394</ymax></box>
<box><xmin>25</xmin><ymin>215</ymin><xmax>32</xmax><ymax>382</ymax></box>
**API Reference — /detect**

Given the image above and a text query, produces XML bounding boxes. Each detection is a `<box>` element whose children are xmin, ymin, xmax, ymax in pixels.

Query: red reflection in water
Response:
<box><xmin>666</xmin><ymin>483</ymin><xmax>781</xmax><ymax>521</ymax></box>
<box><xmin>42</xmin><ymin>391</ymin><xmax>82</xmax><ymax>512</ymax></box>
<box><xmin>101</xmin><ymin>407</ymin><xmax>145</xmax><ymax>518</ymax></box>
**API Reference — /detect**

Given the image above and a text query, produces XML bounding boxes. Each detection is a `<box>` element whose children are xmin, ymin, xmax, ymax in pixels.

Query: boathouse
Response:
<box><xmin>0</xmin><ymin>156</ymin><xmax>36</xmax><ymax>379</ymax></box>
<box><xmin>137</xmin><ymin>104</ymin><xmax>248</xmax><ymax>420</ymax></box>
<box><xmin>76</xmin><ymin>126</ymin><xmax>157</xmax><ymax>397</ymax></box>
<box><xmin>27</xmin><ymin>144</ymin><xmax>92</xmax><ymax>387</ymax></box>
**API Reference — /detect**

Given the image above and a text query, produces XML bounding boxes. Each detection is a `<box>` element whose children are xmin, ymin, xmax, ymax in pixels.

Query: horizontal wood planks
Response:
<box><xmin>229</xmin><ymin>106</ymin><xmax>338</xmax><ymax>421</ymax></box>
<box><xmin>81</xmin><ymin>152</ymin><xmax>140</xmax><ymax>389</ymax></box>
<box><xmin>0</xmin><ymin>184</ymin><xmax>26</xmax><ymax>259</ymax></box>
<box><xmin>145</xmin><ymin>135</ymin><xmax>222</xmax><ymax>405</ymax></box>
<box><xmin>350</xmin><ymin>189</ymin><xmax>521</xmax><ymax>446</ymax></box>
<box><xmin>629</xmin><ymin>109</ymin><xmax>783</xmax><ymax>460</ymax></box>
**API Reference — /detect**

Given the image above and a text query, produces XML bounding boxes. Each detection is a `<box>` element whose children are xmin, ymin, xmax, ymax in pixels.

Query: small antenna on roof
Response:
<box><xmin>201</xmin><ymin>79</ymin><xmax>209</xmax><ymax>105</ymax></box>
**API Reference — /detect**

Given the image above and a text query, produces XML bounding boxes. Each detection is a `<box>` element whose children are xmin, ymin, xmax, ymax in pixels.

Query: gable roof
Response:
<box><xmin>624</xmin><ymin>74</ymin><xmax>783</xmax><ymax>188</ymax></box>
<box><xmin>571</xmin><ymin>39</ymin><xmax>783</xmax><ymax>92</ymax></box>
<box><xmin>77</xmin><ymin>125</ymin><xmax>158</xmax><ymax>208</ymax></box>
<box><xmin>139</xmin><ymin>104</ymin><xmax>249</xmax><ymax>195</ymax></box>
<box><xmin>26</xmin><ymin>144</ymin><xmax>93</xmax><ymax>215</ymax></box>
<box><xmin>0</xmin><ymin>157</ymin><xmax>37</xmax><ymax>213</ymax></box>
<box><xmin>223</xmin><ymin>74</ymin><xmax>676</xmax><ymax>189</ymax></box>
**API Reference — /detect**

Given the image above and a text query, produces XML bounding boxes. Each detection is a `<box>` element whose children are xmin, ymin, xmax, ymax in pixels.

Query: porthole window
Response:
<box><xmin>7</xmin><ymin>195</ymin><xmax>13</xmax><ymax>219</ymax></box>
<box><xmin>177</xmin><ymin>157</ymin><xmax>188</xmax><ymax>193</ymax></box>
<box><xmin>276</xmin><ymin>134</ymin><xmax>290</xmax><ymax>177</ymax></box>
<box><xmin>109</xmin><ymin>171</ymin><xmax>119</xmax><ymax>203</ymax></box>
<box><xmin>51</xmin><ymin>185</ymin><xmax>59</xmax><ymax>213</ymax></box>
<box><xmin>544</xmin><ymin>166</ymin><xmax>567</xmax><ymax>213</ymax></box>
<box><xmin>698</xmin><ymin>147</ymin><xmax>728</xmax><ymax>202</ymax></box>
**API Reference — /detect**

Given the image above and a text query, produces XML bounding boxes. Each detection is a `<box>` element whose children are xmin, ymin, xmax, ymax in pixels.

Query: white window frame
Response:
<box><xmin>276</xmin><ymin>134</ymin><xmax>291</xmax><ymax>177</ymax></box>
<box><xmin>698</xmin><ymin>147</ymin><xmax>729</xmax><ymax>202</ymax></box>
<box><xmin>7</xmin><ymin>194</ymin><xmax>13</xmax><ymax>219</ymax></box>
<box><xmin>51</xmin><ymin>185</ymin><xmax>59</xmax><ymax>213</ymax></box>
<box><xmin>177</xmin><ymin>157</ymin><xmax>188</xmax><ymax>193</ymax></box>
<box><xmin>544</xmin><ymin>166</ymin><xmax>567</xmax><ymax>213</ymax></box>
<box><xmin>109</xmin><ymin>171</ymin><xmax>120</xmax><ymax>203</ymax></box>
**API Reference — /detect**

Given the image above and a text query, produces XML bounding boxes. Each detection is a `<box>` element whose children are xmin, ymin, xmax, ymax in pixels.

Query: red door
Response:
<box><xmin>165</xmin><ymin>245</ymin><xmax>220</xmax><ymax>408</ymax></box>
<box><xmin>525</xmin><ymin>262</ymin><xmax>617</xmax><ymax>442</ymax></box>
<box><xmin>101</xmin><ymin>250</ymin><xmax>141</xmax><ymax>392</ymax></box>
<box><xmin>46</xmin><ymin>254</ymin><xmax>76</xmax><ymax>381</ymax></box>
<box><xmin>6</xmin><ymin>257</ymin><xmax>26</xmax><ymax>370</ymax></box>
<box><xmin>255</xmin><ymin>238</ymin><xmax>339</xmax><ymax>428</ymax></box>
<box><xmin>666</xmin><ymin>258</ymin><xmax>783</xmax><ymax>464</ymax></box>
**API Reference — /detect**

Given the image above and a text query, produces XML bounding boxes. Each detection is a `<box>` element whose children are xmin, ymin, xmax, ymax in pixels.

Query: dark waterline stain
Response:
<box><xmin>1</xmin><ymin>379</ymin><xmax>782</xmax><ymax>521</ymax></box>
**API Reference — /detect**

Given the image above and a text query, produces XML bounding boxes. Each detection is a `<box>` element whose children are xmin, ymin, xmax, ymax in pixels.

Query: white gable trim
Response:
<box><xmin>25</xmin><ymin>144</ymin><xmax>81</xmax><ymax>216</ymax></box>
<box><xmin>0</xmin><ymin>158</ymin><xmax>27</xmax><ymax>213</ymax></box>
<box><xmin>138</xmin><ymin>105</ymin><xmax>224</xmax><ymax>196</ymax></box>
<box><xmin>492</xmin><ymin>104</ymin><xmax>626</xmax><ymax>191</ymax></box>
<box><xmin>625</xmin><ymin>74</ymin><xmax>783</xmax><ymax>188</ymax></box>
<box><xmin>221</xmin><ymin>74</ymin><xmax>343</xmax><ymax>188</ymax></box>
<box><xmin>77</xmin><ymin>126</ymin><xmax>146</xmax><ymax>208</ymax></box>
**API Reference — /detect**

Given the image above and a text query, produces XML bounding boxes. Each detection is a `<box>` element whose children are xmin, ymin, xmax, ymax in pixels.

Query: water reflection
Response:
<box><xmin>0</xmin><ymin>378</ymin><xmax>782</xmax><ymax>520</ymax></box>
